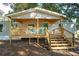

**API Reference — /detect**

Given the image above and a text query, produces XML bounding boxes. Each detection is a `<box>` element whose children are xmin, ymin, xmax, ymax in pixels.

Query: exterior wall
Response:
<box><xmin>48</xmin><ymin>20</ymin><xmax>60</xmax><ymax>32</ymax></box>
<box><xmin>0</xmin><ymin>20</ymin><xmax>10</xmax><ymax>40</ymax></box>
<box><xmin>0</xmin><ymin>21</ymin><xmax>10</xmax><ymax>36</ymax></box>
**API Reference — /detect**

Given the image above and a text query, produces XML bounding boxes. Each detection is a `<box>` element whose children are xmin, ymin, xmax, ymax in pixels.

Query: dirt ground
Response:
<box><xmin>0</xmin><ymin>39</ymin><xmax>79</xmax><ymax>56</ymax></box>
<box><xmin>0</xmin><ymin>40</ymin><xmax>49</xmax><ymax>56</ymax></box>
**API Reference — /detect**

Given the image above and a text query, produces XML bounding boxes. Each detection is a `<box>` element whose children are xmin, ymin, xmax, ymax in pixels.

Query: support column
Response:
<box><xmin>8</xmin><ymin>17</ymin><xmax>12</xmax><ymax>46</ymax></box>
<box><xmin>60</xmin><ymin>20</ymin><xmax>64</xmax><ymax>37</ymax></box>
<box><xmin>72</xmin><ymin>34</ymin><xmax>75</xmax><ymax>47</ymax></box>
<box><xmin>46</xmin><ymin>27</ymin><xmax>51</xmax><ymax>49</ymax></box>
<box><xmin>37</xmin><ymin>37</ymin><xmax>39</xmax><ymax>43</ymax></box>
<box><xmin>61</xmin><ymin>27</ymin><xmax>64</xmax><ymax>37</ymax></box>
<box><xmin>36</xmin><ymin>18</ymin><xmax>39</xmax><ymax>43</ymax></box>
<box><xmin>29</xmin><ymin>38</ymin><xmax>31</xmax><ymax>45</ymax></box>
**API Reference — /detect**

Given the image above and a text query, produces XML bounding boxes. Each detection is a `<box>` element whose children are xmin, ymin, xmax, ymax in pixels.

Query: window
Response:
<box><xmin>41</xmin><ymin>23</ymin><xmax>48</xmax><ymax>28</ymax></box>
<box><xmin>28</xmin><ymin>23</ymin><xmax>36</xmax><ymax>34</ymax></box>
<box><xmin>28</xmin><ymin>24</ymin><xmax>35</xmax><ymax>27</ymax></box>
<box><xmin>59</xmin><ymin>23</ymin><xmax>63</xmax><ymax>28</ymax></box>
<box><xmin>0</xmin><ymin>24</ymin><xmax>3</xmax><ymax>32</ymax></box>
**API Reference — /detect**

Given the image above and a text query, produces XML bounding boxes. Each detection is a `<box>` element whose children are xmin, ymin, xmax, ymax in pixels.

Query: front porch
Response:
<box><xmin>11</xmin><ymin>18</ymin><xmax>60</xmax><ymax>39</ymax></box>
<box><xmin>10</xmin><ymin>18</ymin><xmax>62</xmax><ymax>46</ymax></box>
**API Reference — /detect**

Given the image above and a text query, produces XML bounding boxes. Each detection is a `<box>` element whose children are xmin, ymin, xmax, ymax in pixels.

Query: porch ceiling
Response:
<box><xmin>15</xmin><ymin>18</ymin><xmax>59</xmax><ymax>24</ymax></box>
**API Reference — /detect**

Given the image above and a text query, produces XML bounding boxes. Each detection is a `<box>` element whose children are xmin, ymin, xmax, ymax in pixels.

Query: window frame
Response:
<box><xmin>0</xmin><ymin>24</ymin><xmax>3</xmax><ymax>32</ymax></box>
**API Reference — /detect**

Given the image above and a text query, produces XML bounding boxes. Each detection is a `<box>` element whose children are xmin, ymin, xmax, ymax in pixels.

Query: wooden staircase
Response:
<box><xmin>49</xmin><ymin>34</ymin><xmax>72</xmax><ymax>49</ymax></box>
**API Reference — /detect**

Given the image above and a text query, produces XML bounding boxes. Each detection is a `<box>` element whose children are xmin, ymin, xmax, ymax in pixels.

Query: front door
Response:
<box><xmin>39</xmin><ymin>22</ymin><xmax>48</xmax><ymax>34</ymax></box>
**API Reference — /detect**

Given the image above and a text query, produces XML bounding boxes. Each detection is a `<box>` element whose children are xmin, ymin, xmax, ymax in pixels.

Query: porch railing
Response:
<box><xmin>11</xmin><ymin>27</ymin><xmax>47</xmax><ymax>37</ymax></box>
<box><xmin>63</xmin><ymin>28</ymin><xmax>75</xmax><ymax>47</ymax></box>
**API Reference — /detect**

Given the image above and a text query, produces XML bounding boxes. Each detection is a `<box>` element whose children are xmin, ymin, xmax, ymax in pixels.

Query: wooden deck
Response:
<box><xmin>11</xmin><ymin>27</ymin><xmax>48</xmax><ymax>39</ymax></box>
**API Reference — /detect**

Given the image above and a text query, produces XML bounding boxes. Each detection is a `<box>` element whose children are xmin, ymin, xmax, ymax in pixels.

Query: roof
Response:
<box><xmin>6</xmin><ymin>7</ymin><xmax>66</xmax><ymax>18</ymax></box>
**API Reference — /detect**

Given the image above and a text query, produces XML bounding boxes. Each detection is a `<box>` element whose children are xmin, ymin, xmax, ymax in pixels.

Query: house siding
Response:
<box><xmin>0</xmin><ymin>20</ymin><xmax>10</xmax><ymax>40</ymax></box>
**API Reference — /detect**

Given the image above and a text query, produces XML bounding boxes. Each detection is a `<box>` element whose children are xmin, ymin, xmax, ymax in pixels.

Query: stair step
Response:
<box><xmin>51</xmin><ymin>44</ymin><xmax>70</xmax><ymax>45</ymax></box>
<box><xmin>51</xmin><ymin>47</ymin><xmax>71</xmax><ymax>49</ymax></box>
<box><xmin>50</xmin><ymin>37</ymin><xmax>64</xmax><ymax>39</ymax></box>
<box><xmin>51</xmin><ymin>42</ymin><xmax>68</xmax><ymax>44</ymax></box>
<box><xmin>49</xmin><ymin>37</ymin><xmax>71</xmax><ymax>49</ymax></box>
<box><xmin>51</xmin><ymin>45</ymin><xmax>71</xmax><ymax>47</ymax></box>
<box><xmin>50</xmin><ymin>38</ymin><xmax>64</xmax><ymax>40</ymax></box>
<box><xmin>50</xmin><ymin>39</ymin><xmax>66</xmax><ymax>41</ymax></box>
<box><xmin>51</xmin><ymin>40</ymin><xmax>68</xmax><ymax>42</ymax></box>
<box><xmin>49</xmin><ymin>34</ymin><xmax>63</xmax><ymax>37</ymax></box>
<box><xmin>51</xmin><ymin>41</ymin><xmax>68</xmax><ymax>44</ymax></box>
<box><xmin>51</xmin><ymin>44</ymin><xmax>71</xmax><ymax>47</ymax></box>
<box><xmin>49</xmin><ymin>34</ymin><xmax>61</xmax><ymax>36</ymax></box>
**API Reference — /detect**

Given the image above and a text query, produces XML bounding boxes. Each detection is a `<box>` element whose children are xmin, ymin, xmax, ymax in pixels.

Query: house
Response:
<box><xmin>6</xmin><ymin>7</ymin><xmax>75</xmax><ymax>49</ymax></box>
<box><xmin>0</xmin><ymin>9</ymin><xmax>10</xmax><ymax>40</ymax></box>
<box><xmin>0</xmin><ymin>17</ymin><xmax>10</xmax><ymax>40</ymax></box>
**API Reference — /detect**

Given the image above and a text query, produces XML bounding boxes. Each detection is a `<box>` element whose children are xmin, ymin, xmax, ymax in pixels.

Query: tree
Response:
<box><xmin>0</xmin><ymin>9</ymin><xmax>4</xmax><ymax>17</ymax></box>
<box><xmin>9</xmin><ymin>3</ymin><xmax>38</xmax><ymax>12</ymax></box>
<box><xmin>58</xmin><ymin>3</ymin><xmax>79</xmax><ymax>29</ymax></box>
<box><xmin>4</xmin><ymin>3</ymin><xmax>79</xmax><ymax>29</ymax></box>
<box><xmin>58</xmin><ymin>4</ymin><xmax>79</xmax><ymax>20</ymax></box>
<box><xmin>41</xmin><ymin>3</ymin><xmax>60</xmax><ymax>12</ymax></box>
<box><xmin>4</xmin><ymin>3</ymin><xmax>60</xmax><ymax>13</ymax></box>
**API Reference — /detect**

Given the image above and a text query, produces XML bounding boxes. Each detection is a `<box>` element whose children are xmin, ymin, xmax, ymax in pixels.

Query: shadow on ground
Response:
<box><xmin>0</xmin><ymin>40</ymin><xmax>79</xmax><ymax>56</ymax></box>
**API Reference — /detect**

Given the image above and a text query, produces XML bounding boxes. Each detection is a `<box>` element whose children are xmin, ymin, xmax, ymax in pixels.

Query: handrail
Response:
<box><xmin>51</xmin><ymin>27</ymin><xmax>74</xmax><ymax>34</ymax></box>
<box><xmin>11</xmin><ymin>27</ymin><xmax>47</xmax><ymax>36</ymax></box>
<box><xmin>63</xmin><ymin>28</ymin><xmax>74</xmax><ymax>35</ymax></box>
<box><xmin>63</xmin><ymin>28</ymin><xmax>75</xmax><ymax>47</ymax></box>
<box><xmin>45</xmin><ymin>28</ymin><xmax>51</xmax><ymax>49</ymax></box>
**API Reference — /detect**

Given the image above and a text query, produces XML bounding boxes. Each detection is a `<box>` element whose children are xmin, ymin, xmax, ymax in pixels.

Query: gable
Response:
<box><xmin>9</xmin><ymin>11</ymin><xmax>62</xmax><ymax>19</ymax></box>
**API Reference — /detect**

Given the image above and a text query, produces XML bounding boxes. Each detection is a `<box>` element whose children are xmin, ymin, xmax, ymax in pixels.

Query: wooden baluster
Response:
<box><xmin>9</xmin><ymin>19</ymin><xmax>12</xmax><ymax>46</ymax></box>
<box><xmin>29</xmin><ymin>38</ymin><xmax>31</xmax><ymax>45</ymax></box>
<box><xmin>72</xmin><ymin>34</ymin><xmax>75</xmax><ymax>47</ymax></box>
<box><xmin>37</xmin><ymin>36</ymin><xmax>39</xmax><ymax>44</ymax></box>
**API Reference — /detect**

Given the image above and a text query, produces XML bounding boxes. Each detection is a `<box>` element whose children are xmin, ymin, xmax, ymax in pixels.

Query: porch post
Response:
<box><xmin>36</xmin><ymin>18</ymin><xmax>39</xmax><ymax>43</ymax></box>
<box><xmin>72</xmin><ymin>34</ymin><xmax>75</xmax><ymax>47</ymax></box>
<box><xmin>8</xmin><ymin>17</ymin><xmax>12</xmax><ymax>46</ymax></box>
<box><xmin>60</xmin><ymin>20</ymin><xmax>64</xmax><ymax>37</ymax></box>
<box><xmin>29</xmin><ymin>38</ymin><xmax>31</xmax><ymax>45</ymax></box>
<box><xmin>10</xmin><ymin>21</ymin><xmax>12</xmax><ymax>45</ymax></box>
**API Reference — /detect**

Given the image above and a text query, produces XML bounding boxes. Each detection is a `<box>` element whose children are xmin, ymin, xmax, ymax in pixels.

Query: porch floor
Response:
<box><xmin>0</xmin><ymin>39</ymin><xmax>79</xmax><ymax>56</ymax></box>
